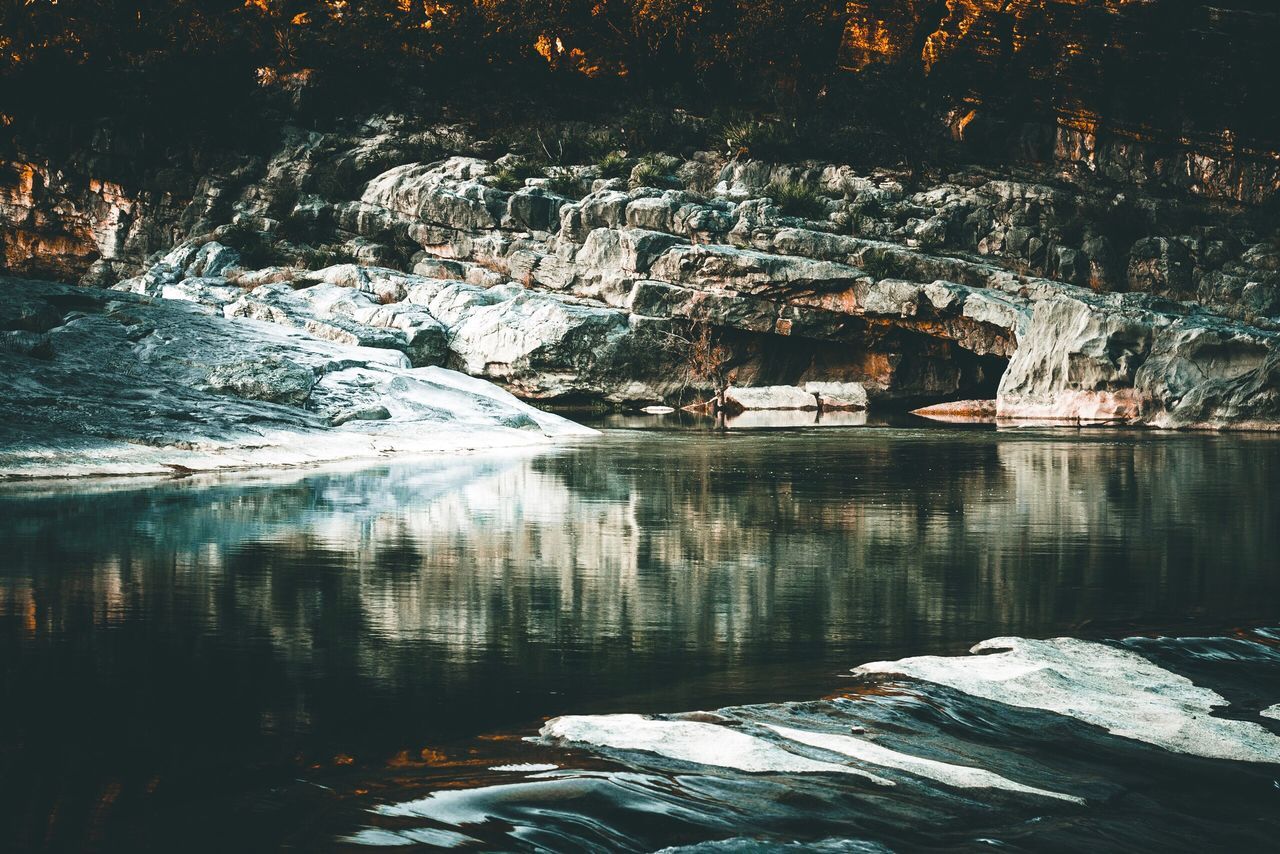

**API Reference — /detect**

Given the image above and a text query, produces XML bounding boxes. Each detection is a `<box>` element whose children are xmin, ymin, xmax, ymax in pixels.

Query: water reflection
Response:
<box><xmin>0</xmin><ymin>429</ymin><xmax>1277</xmax><ymax>850</ymax></box>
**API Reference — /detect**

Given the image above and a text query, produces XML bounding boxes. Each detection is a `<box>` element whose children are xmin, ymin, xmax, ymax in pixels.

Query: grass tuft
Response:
<box><xmin>544</xmin><ymin>167</ymin><xmax>586</xmax><ymax>198</ymax></box>
<box><xmin>488</xmin><ymin>158</ymin><xmax>543</xmax><ymax>191</ymax></box>
<box><xmin>767</xmin><ymin>180</ymin><xmax>829</xmax><ymax>220</ymax></box>
<box><xmin>596</xmin><ymin>151</ymin><xmax>630</xmax><ymax>179</ymax></box>
<box><xmin>721</xmin><ymin>119</ymin><xmax>796</xmax><ymax>161</ymax></box>
<box><xmin>629</xmin><ymin>155</ymin><xmax>680</xmax><ymax>190</ymax></box>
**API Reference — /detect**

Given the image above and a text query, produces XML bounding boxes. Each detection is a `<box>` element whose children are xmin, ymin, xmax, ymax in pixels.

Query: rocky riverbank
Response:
<box><xmin>0</xmin><ymin>278</ymin><xmax>594</xmax><ymax>479</ymax></box>
<box><xmin>3</xmin><ymin>115</ymin><xmax>1280</xmax><ymax>441</ymax></box>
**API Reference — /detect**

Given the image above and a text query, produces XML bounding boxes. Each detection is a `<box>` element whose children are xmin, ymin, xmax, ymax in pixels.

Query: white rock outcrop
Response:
<box><xmin>723</xmin><ymin>385</ymin><xmax>820</xmax><ymax>412</ymax></box>
<box><xmin>0</xmin><ymin>278</ymin><xmax>594</xmax><ymax>479</ymax></box>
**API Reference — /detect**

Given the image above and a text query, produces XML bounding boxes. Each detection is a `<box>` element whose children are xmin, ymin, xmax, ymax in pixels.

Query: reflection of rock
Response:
<box><xmin>0</xmin><ymin>278</ymin><xmax>593</xmax><ymax>478</ymax></box>
<box><xmin>723</xmin><ymin>409</ymin><xmax>869</xmax><ymax>430</ymax></box>
<box><xmin>0</xmin><ymin>426</ymin><xmax>1274</xmax><ymax>854</ymax></box>
<box><xmin>3</xmin><ymin>431</ymin><xmax>1275</xmax><ymax>679</ymax></box>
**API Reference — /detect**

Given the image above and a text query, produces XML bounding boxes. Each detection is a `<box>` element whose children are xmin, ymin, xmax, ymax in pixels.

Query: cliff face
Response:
<box><xmin>842</xmin><ymin>1</ymin><xmax>1280</xmax><ymax>204</ymax></box>
<box><xmin>0</xmin><ymin>154</ymin><xmax>189</xmax><ymax>286</ymax></box>
<box><xmin>4</xmin><ymin>112</ymin><xmax>1261</xmax><ymax>426</ymax></box>
<box><xmin>2</xmin><ymin>113</ymin><xmax>1279</xmax><ymax>433</ymax></box>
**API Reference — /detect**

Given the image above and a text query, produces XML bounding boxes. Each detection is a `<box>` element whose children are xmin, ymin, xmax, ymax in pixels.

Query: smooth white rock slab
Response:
<box><xmin>856</xmin><ymin>636</ymin><xmax>1280</xmax><ymax>764</ymax></box>
<box><xmin>541</xmin><ymin>714</ymin><xmax>894</xmax><ymax>784</ymax></box>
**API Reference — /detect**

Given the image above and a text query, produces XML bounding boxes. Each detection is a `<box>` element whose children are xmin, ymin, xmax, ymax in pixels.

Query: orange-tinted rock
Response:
<box><xmin>911</xmin><ymin>399</ymin><xmax>998</xmax><ymax>422</ymax></box>
<box><xmin>840</xmin><ymin>1</ymin><xmax>1280</xmax><ymax>204</ymax></box>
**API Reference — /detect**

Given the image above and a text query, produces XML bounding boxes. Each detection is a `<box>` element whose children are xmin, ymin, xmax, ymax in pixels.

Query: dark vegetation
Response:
<box><xmin>543</xmin><ymin>168</ymin><xmax>587</xmax><ymax>199</ymax></box>
<box><xmin>0</xmin><ymin>2</ymin><xmax>878</xmax><ymax>146</ymax></box>
<box><xmin>768</xmin><ymin>180</ymin><xmax>830</xmax><ymax>220</ymax></box>
<box><xmin>2</xmin><ymin>2</ymin><xmax>1279</xmax><ymax>183</ymax></box>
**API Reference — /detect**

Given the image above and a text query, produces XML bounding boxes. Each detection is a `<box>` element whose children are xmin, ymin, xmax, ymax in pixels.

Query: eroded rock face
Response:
<box><xmin>0</xmin><ymin>160</ymin><xmax>186</xmax><ymax>285</ymax></box>
<box><xmin>5</xmin><ymin>113</ymin><xmax>1280</xmax><ymax>428</ymax></box>
<box><xmin>0</xmin><ymin>278</ymin><xmax>594</xmax><ymax>478</ymax></box>
<box><xmin>998</xmin><ymin>293</ymin><xmax>1280</xmax><ymax>428</ymax></box>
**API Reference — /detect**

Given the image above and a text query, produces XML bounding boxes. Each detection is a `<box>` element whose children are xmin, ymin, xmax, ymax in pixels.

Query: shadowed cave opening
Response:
<box><xmin>646</xmin><ymin>326</ymin><xmax>1012</xmax><ymax>411</ymax></box>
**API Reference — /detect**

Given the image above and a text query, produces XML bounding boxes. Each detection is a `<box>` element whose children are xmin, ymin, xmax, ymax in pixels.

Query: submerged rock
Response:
<box><xmin>856</xmin><ymin>636</ymin><xmax>1280</xmax><ymax>764</ymax></box>
<box><xmin>541</xmin><ymin>714</ymin><xmax>895</xmax><ymax>782</ymax></box>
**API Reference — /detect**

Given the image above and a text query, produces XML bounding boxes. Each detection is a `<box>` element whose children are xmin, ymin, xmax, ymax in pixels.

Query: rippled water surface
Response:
<box><xmin>1</xmin><ymin>425</ymin><xmax>1278</xmax><ymax>851</ymax></box>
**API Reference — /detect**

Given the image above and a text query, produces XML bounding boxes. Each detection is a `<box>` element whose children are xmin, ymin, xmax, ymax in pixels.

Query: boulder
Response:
<box><xmin>1127</xmin><ymin>236</ymin><xmax>1195</xmax><ymax>298</ymax></box>
<box><xmin>628</xmin><ymin>280</ymin><xmax>781</xmax><ymax>335</ymax></box>
<box><xmin>804</xmin><ymin>381</ymin><xmax>869</xmax><ymax>410</ymax></box>
<box><xmin>997</xmin><ymin>293</ymin><xmax>1280</xmax><ymax>428</ymax></box>
<box><xmin>161</xmin><ymin>277</ymin><xmax>244</xmax><ymax>308</ymax></box>
<box><xmin>224</xmin><ymin>283</ymin><xmax>417</xmax><ymax>357</ymax></box>
<box><xmin>723</xmin><ymin>386</ymin><xmax>819</xmax><ymax>412</ymax></box>
<box><xmin>205</xmin><ymin>355</ymin><xmax>317</xmax><ymax>406</ymax></box>
<box><xmin>448</xmin><ymin>291</ymin><xmax>632</xmax><ymax>399</ymax></box>
<box><xmin>505</xmin><ymin>187</ymin><xmax>569</xmax><ymax>233</ymax></box>
<box><xmin>361</xmin><ymin>162</ymin><xmax>501</xmax><ymax>230</ymax></box>
<box><xmin>185</xmin><ymin>242</ymin><xmax>242</xmax><ymax>278</ymax></box>
<box><xmin>573</xmin><ymin>228</ymin><xmax>682</xmax><ymax>305</ymax></box>
<box><xmin>648</xmin><ymin>245</ymin><xmax>866</xmax><ymax>296</ymax></box>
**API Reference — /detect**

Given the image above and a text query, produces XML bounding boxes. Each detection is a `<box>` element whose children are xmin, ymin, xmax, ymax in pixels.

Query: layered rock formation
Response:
<box><xmin>3</xmin><ymin>115</ymin><xmax>1280</xmax><ymax>432</ymax></box>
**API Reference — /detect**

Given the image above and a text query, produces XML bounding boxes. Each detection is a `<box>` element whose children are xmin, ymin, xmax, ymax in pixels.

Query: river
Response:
<box><xmin>1</xmin><ymin>423</ymin><xmax>1278</xmax><ymax>851</ymax></box>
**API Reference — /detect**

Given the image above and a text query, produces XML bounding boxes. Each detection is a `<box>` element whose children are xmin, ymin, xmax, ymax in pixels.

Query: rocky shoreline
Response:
<box><xmin>0</xmin><ymin>278</ymin><xmax>594</xmax><ymax>479</ymax></box>
<box><xmin>3</xmin><ymin>116</ymin><xmax>1280</xmax><ymax>472</ymax></box>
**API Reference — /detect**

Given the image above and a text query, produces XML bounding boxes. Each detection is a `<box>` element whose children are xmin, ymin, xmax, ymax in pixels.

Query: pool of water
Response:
<box><xmin>1</xmin><ymin>425</ymin><xmax>1278</xmax><ymax>851</ymax></box>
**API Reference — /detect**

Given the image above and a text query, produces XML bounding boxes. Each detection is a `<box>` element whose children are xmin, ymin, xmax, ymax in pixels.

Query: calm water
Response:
<box><xmin>1</xmin><ymin>425</ymin><xmax>1278</xmax><ymax>851</ymax></box>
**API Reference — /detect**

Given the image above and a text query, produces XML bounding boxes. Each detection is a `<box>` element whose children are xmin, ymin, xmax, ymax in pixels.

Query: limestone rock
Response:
<box><xmin>805</xmin><ymin>381</ymin><xmax>869</xmax><ymax>410</ymax></box>
<box><xmin>628</xmin><ymin>280</ymin><xmax>782</xmax><ymax>335</ymax></box>
<box><xmin>648</xmin><ymin>245</ymin><xmax>865</xmax><ymax>296</ymax></box>
<box><xmin>573</xmin><ymin>228</ymin><xmax>682</xmax><ymax>305</ymax></box>
<box><xmin>361</xmin><ymin>161</ymin><xmax>502</xmax><ymax>231</ymax></box>
<box><xmin>997</xmin><ymin>293</ymin><xmax>1280</xmax><ymax>428</ymax></box>
<box><xmin>205</xmin><ymin>355</ymin><xmax>317</xmax><ymax>406</ymax></box>
<box><xmin>185</xmin><ymin>242</ymin><xmax>242</xmax><ymax>278</ymax></box>
<box><xmin>723</xmin><ymin>386</ymin><xmax>819</xmax><ymax>412</ymax></box>
<box><xmin>446</xmin><ymin>290</ymin><xmax>632</xmax><ymax>399</ymax></box>
<box><xmin>0</xmin><ymin>278</ymin><xmax>594</xmax><ymax>478</ymax></box>
<box><xmin>9</xmin><ymin>112</ymin><xmax>1277</xmax><ymax>424</ymax></box>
